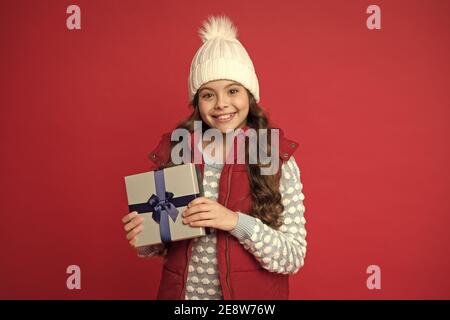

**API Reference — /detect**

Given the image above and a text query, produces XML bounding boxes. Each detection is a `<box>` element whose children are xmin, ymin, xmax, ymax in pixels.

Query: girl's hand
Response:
<box><xmin>122</xmin><ymin>211</ymin><xmax>144</xmax><ymax>247</ymax></box>
<box><xmin>181</xmin><ymin>197</ymin><xmax>238</xmax><ymax>232</ymax></box>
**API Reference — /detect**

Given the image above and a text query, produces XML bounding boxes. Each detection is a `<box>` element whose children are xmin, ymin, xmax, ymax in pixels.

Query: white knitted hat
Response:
<box><xmin>188</xmin><ymin>15</ymin><xmax>260</xmax><ymax>103</ymax></box>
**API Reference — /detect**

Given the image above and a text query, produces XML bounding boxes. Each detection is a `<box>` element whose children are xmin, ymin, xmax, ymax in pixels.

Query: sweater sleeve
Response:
<box><xmin>136</xmin><ymin>243</ymin><xmax>168</xmax><ymax>258</ymax></box>
<box><xmin>229</xmin><ymin>155</ymin><xmax>307</xmax><ymax>274</ymax></box>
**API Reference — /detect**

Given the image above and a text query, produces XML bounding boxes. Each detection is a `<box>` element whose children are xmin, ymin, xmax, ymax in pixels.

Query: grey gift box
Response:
<box><xmin>124</xmin><ymin>163</ymin><xmax>205</xmax><ymax>247</ymax></box>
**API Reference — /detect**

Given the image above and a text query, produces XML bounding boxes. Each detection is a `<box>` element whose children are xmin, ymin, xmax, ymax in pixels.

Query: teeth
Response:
<box><xmin>216</xmin><ymin>113</ymin><xmax>234</xmax><ymax>120</ymax></box>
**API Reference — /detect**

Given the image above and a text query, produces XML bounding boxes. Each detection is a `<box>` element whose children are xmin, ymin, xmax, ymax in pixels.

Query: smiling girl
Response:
<box><xmin>122</xmin><ymin>15</ymin><xmax>307</xmax><ymax>300</ymax></box>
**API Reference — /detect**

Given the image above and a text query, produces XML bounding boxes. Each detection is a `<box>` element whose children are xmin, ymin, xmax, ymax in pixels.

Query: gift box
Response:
<box><xmin>124</xmin><ymin>163</ymin><xmax>205</xmax><ymax>247</ymax></box>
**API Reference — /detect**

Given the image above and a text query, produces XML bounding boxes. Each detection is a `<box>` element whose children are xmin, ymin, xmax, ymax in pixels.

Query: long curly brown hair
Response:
<box><xmin>156</xmin><ymin>89</ymin><xmax>284</xmax><ymax>229</ymax></box>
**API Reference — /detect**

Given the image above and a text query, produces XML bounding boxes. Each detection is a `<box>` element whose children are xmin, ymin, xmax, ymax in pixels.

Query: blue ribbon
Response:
<box><xmin>128</xmin><ymin>169</ymin><xmax>199</xmax><ymax>243</ymax></box>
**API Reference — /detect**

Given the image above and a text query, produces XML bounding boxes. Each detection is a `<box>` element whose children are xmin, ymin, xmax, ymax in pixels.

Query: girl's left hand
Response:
<box><xmin>181</xmin><ymin>197</ymin><xmax>238</xmax><ymax>232</ymax></box>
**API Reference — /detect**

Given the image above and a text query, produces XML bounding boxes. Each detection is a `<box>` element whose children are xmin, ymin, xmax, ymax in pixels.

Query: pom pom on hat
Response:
<box><xmin>198</xmin><ymin>15</ymin><xmax>238</xmax><ymax>43</ymax></box>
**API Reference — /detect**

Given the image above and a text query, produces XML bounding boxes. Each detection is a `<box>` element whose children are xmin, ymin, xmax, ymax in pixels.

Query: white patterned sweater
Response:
<box><xmin>137</xmin><ymin>156</ymin><xmax>307</xmax><ymax>300</ymax></box>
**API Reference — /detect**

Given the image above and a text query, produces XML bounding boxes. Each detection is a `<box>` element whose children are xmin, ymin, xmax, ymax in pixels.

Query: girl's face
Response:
<box><xmin>197</xmin><ymin>79</ymin><xmax>249</xmax><ymax>133</ymax></box>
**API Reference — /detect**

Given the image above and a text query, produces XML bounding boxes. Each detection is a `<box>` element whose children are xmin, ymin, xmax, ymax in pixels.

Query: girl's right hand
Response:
<box><xmin>122</xmin><ymin>211</ymin><xmax>144</xmax><ymax>247</ymax></box>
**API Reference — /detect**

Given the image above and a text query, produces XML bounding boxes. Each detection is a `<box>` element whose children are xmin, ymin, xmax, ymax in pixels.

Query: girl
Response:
<box><xmin>122</xmin><ymin>15</ymin><xmax>307</xmax><ymax>300</ymax></box>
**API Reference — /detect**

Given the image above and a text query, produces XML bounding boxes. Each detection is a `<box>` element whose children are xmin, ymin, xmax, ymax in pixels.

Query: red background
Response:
<box><xmin>1</xmin><ymin>0</ymin><xmax>449</xmax><ymax>299</ymax></box>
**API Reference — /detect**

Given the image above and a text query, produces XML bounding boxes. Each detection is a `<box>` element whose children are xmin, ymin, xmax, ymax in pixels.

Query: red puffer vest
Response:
<box><xmin>147</xmin><ymin>125</ymin><xmax>299</xmax><ymax>300</ymax></box>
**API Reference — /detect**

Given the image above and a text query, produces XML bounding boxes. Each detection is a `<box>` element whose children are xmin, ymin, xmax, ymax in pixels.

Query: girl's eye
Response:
<box><xmin>201</xmin><ymin>88</ymin><xmax>238</xmax><ymax>98</ymax></box>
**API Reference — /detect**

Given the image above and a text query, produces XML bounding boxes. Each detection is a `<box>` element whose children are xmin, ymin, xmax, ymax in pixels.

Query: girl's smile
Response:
<box><xmin>212</xmin><ymin>111</ymin><xmax>237</xmax><ymax>122</ymax></box>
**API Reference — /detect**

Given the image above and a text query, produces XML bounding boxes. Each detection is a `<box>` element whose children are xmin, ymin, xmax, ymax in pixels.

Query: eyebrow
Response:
<box><xmin>199</xmin><ymin>82</ymin><xmax>240</xmax><ymax>93</ymax></box>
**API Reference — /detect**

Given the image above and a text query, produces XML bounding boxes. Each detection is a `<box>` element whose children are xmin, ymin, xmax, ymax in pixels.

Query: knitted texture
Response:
<box><xmin>137</xmin><ymin>156</ymin><xmax>307</xmax><ymax>300</ymax></box>
<box><xmin>188</xmin><ymin>15</ymin><xmax>260</xmax><ymax>103</ymax></box>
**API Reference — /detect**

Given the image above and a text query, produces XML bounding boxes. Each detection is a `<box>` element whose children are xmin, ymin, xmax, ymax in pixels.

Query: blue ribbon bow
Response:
<box><xmin>147</xmin><ymin>191</ymin><xmax>178</xmax><ymax>243</ymax></box>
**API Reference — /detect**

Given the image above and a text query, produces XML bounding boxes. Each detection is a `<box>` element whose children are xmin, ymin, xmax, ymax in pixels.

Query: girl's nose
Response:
<box><xmin>215</xmin><ymin>93</ymin><xmax>230</xmax><ymax>109</ymax></box>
